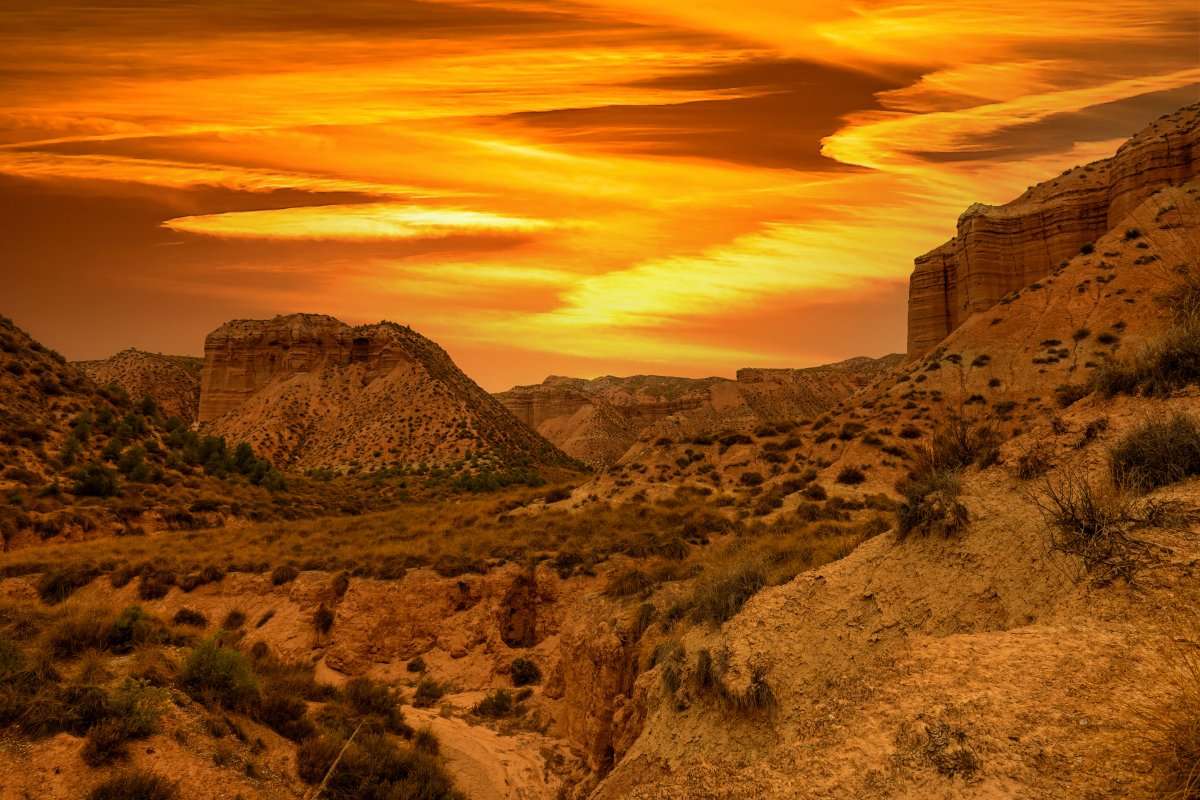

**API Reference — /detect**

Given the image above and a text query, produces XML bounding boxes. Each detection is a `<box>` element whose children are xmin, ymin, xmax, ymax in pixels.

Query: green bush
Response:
<box><xmin>412</xmin><ymin>677</ymin><xmax>445</xmax><ymax>708</ymax></box>
<box><xmin>137</xmin><ymin>570</ymin><xmax>175</xmax><ymax>601</ymax></box>
<box><xmin>72</xmin><ymin>464</ymin><xmax>119</xmax><ymax>498</ymax></box>
<box><xmin>1110</xmin><ymin>414</ymin><xmax>1200</xmax><ymax>492</ymax></box>
<box><xmin>81</xmin><ymin>679</ymin><xmax>166</xmax><ymax>766</ymax></box>
<box><xmin>37</xmin><ymin>566</ymin><xmax>99</xmax><ymax>604</ymax></box>
<box><xmin>1091</xmin><ymin>323</ymin><xmax>1200</xmax><ymax>398</ymax></box>
<box><xmin>313</xmin><ymin>603</ymin><xmax>335</xmax><ymax>633</ymax></box>
<box><xmin>413</xmin><ymin>726</ymin><xmax>440</xmax><ymax>755</ymax></box>
<box><xmin>305</xmin><ymin>732</ymin><xmax>464</xmax><ymax>799</ymax></box>
<box><xmin>259</xmin><ymin>690</ymin><xmax>314</xmax><ymax>741</ymax></box>
<box><xmin>296</xmin><ymin>734</ymin><xmax>343</xmax><ymax>783</ymax></box>
<box><xmin>739</xmin><ymin>472</ymin><xmax>764</xmax><ymax>487</ymax></box>
<box><xmin>603</xmin><ymin>568</ymin><xmax>654</xmax><ymax>598</ymax></box>
<box><xmin>44</xmin><ymin>605</ymin><xmax>166</xmax><ymax>660</ymax></box>
<box><xmin>510</xmin><ymin>657</ymin><xmax>541</xmax><ymax>687</ymax></box>
<box><xmin>180</xmin><ymin>639</ymin><xmax>259</xmax><ymax>710</ymax></box>
<box><xmin>271</xmin><ymin>565</ymin><xmax>299</xmax><ymax>585</ymax></box>
<box><xmin>894</xmin><ymin>418</ymin><xmax>996</xmax><ymax>539</ymax></box>
<box><xmin>172</xmin><ymin>608</ymin><xmax>207</xmax><ymax>628</ymax></box>
<box><xmin>472</xmin><ymin>689</ymin><xmax>514</xmax><ymax>718</ymax></box>
<box><xmin>896</xmin><ymin>469</ymin><xmax>968</xmax><ymax>540</ymax></box>
<box><xmin>835</xmin><ymin>466</ymin><xmax>866</xmax><ymax>485</ymax></box>
<box><xmin>343</xmin><ymin>676</ymin><xmax>408</xmax><ymax>734</ymax></box>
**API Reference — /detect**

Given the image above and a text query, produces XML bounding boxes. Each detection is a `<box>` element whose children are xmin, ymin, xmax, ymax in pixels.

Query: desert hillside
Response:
<box><xmin>200</xmin><ymin>313</ymin><xmax>574</xmax><ymax>472</ymax></box>
<box><xmin>77</xmin><ymin>349</ymin><xmax>203</xmax><ymax>423</ymax></box>
<box><xmin>497</xmin><ymin>356</ymin><xmax>902</xmax><ymax>469</ymax></box>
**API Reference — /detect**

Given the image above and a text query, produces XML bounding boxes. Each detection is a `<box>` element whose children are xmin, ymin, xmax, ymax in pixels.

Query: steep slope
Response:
<box><xmin>77</xmin><ymin>348</ymin><xmax>203</xmax><ymax>423</ymax></box>
<box><xmin>594</xmin><ymin>442</ymin><xmax>1200</xmax><ymax>799</ymax></box>
<box><xmin>0</xmin><ymin>315</ymin><xmax>98</xmax><ymax>485</ymax></box>
<box><xmin>200</xmin><ymin>313</ymin><xmax>572</xmax><ymax>471</ymax></box>
<box><xmin>496</xmin><ymin>356</ymin><xmax>902</xmax><ymax>469</ymax></box>
<box><xmin>908</xmin><ymin>103</ymin><xmax>1199</xmax><ymax>356</ymax></box>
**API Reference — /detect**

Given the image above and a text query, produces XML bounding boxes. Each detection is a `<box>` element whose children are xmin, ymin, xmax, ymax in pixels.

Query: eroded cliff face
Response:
<box><xmin>199</xmin><ymin>314</ymin><xmax>419</xmax><ymax>421</ymax></box>
<box><xmin>907</xmin><ymin>103</ymin><xmax>1200</xmax><ymax>357</ymax></box>
<box><xmin>198</xmin><ymin>313</ymin><xmax>570</xmax><ymax>469</ymax></box>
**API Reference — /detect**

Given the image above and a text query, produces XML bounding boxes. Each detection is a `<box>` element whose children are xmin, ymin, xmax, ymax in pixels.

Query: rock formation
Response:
<box><xmin>77</xmin><ymin>349</ymin><xmax>203</xmax><ymax>423</ymax></box>
<box><xmin>907</xmin><ymin>103</ymin><xmax>1200</xmax><ymax>357</ymax></box>
<box><xmin>198</xmin><ymin>313</ymin><xmax>570</xmax><ymax>470</ymax></box>
<box><xmin>496</xmin><ymin>356</ymin><xmax>902</xmax><ymax>469</ymax></box>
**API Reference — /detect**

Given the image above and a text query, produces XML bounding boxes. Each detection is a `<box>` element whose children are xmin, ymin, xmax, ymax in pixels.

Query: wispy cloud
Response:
<box><xmin>164</xmin><ymin>202</ymin><xmax>558</xmax><ymax>241</ymax></box>
<box><xmin>1</xmin><ymin>0</ymin><xmax>1196</xmax><ymax>383</ymax></box>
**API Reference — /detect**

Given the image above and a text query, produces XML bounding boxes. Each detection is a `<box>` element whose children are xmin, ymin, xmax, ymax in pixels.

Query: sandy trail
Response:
<box><xmin>405</xmin><ymin>707</ymin><xmax>560</xmax><ymax>800</ymax></box>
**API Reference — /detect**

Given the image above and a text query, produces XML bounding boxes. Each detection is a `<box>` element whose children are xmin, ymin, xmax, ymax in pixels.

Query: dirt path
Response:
<box><xmin>404</xmin><ymin>707</ymin><xmax>562</xmax><ymax>800</ymax></box>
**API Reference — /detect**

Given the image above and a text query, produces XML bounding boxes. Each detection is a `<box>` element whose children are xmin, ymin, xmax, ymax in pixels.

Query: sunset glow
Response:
<box><xmin>3</xmin><ymin>0</ymin><xmax>1197</xmax><ymax>389</ymax></box>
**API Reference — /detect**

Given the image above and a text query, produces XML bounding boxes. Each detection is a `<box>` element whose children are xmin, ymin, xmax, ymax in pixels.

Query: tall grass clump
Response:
<box><xmin>1110</xmin><ymin>414</ymin><xmax>1200</xmax><ymax>492</ymax></box>
<box><xmin>88</xmin><ymin>769</ymin><xmax>178</xmax><ymax>800</ymax></box>
<box><xmin>1092</xmin><ymin>323</ymin><xmax>1200</xmax><ymax>398</ymax></box>
<box><xmin>1145</xmin><ymin>618</ymin><xmax>1200</xmax><ymax>799</ymax></box>
<box><xmin>1032</xmin><ymin>472</ymin><xmax>1156</xmax><ymax>585</ymax></box>
<box><xmin>1092</xmin><ymin>273</ymin><xmax>1200</xmax><ymax>398</ymax></box>
<box><xmin>895</xmin><ymin>417</ymin><xmax>996</xmax><ymax>539</ymax></box>
<box><xmin>297</xmin><ymin>731</ymin><xmax>464</xmax><ymax>800</ymax></box>
<box><xmin>687</xmin><ymin>559</ymin><xmax>767</xmax><ymax>625</ymax></box>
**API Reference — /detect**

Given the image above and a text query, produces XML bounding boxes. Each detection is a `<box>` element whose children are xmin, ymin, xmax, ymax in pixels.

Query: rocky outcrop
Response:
<box><xmin>496</xmin><ymin>357</ymin><xmax>902</xmax><ymax>469</ymax></box>
<box><xmin>198</xmin><ymin>313</ymin><xmax>571</xmax><ymax>470</ymax></box>
<box><xmin>907</xmin><ymin>103</ymin><xmax>1200</xmax><ymax>357</ymax></box>
<box><xmin>77</xmin><ymin>348</ymin><xmax>203</xmax><ymax>422</ymax></box>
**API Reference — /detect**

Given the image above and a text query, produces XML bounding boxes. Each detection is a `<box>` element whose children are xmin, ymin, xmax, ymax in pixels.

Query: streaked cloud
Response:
<box><xmin>164</xmin><ymin>203</ymin><xmax>557</xmax><ymax>241</ymax></box>
<box><xmin>1</xmin><ymin>0</ymin><xmax>1196</xmax><ymax>388</ymax></box>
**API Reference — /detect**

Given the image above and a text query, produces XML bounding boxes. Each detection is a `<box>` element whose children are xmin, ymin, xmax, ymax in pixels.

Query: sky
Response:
<box><xmin>2</xmin><ymin>1</ymin><xmax>1197</xmax><ymax>390</ymax></box>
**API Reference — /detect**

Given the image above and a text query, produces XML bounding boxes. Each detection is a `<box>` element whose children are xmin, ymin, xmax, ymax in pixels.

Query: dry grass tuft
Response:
<box><xmin>1110</xmin><ymin>413</ymin><xmax>1200</xmax><ymax>492</ymax></box>
<box><xmin>1032</xmin><ymin>472</ymin><xmax>1165</xmax><ymax>585</ymax></box>
<box><xmin>1145</xmin><ymin>623</ymin><xmax>1200</xmax><ymax>799</ymax></box>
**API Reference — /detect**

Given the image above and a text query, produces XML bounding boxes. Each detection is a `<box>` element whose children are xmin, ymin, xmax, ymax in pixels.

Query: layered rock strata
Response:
<box><xmin>907</xmin><ymin>103</ymin><xmax>1200</xmax><ymax>356</ymax></box>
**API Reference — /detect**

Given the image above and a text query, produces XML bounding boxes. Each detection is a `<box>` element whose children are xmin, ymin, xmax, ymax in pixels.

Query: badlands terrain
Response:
<box><xmin>0</xmin><ymin>104</ymin><xmax>1198</xmax><ymax>800</ymax></box>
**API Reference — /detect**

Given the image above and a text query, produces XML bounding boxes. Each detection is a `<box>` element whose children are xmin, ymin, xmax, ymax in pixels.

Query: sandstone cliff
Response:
<box><xmin>77</xmin><ymin>348</ymin><xmax>203</xmax><ymax>422</ymax></box>
<box><xmin>496</xmin><ymin>356</ymin><xmax>902</xmax><ymax>469</ymax></box>
<box><xmin>908</xmin><ymin>103</ymin><xmax>1200</xmax><ymax>356</ymax></box>
<box><xmin>199</xmin><ymin>313</ymin><xmax>571</xmax><ymax>471</ymax></box>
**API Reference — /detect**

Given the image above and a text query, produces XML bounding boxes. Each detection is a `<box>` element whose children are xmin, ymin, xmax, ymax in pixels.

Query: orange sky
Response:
<box><xmin>2</xmin><ymin>0</ymin><xmax>1197</xmax><ymax>390</ymax></box>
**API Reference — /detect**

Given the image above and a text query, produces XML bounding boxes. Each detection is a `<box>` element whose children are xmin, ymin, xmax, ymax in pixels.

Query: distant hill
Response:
<box><xmin>199</xmin><ymin>313</ymin><xmax>573</xmax><ymax>471</ymax></box>
<box><xmin>496</xmin><ymin>356</ymin><xmax>902</xmax><ymax>469</ymax></box>
<box><xmin>76</xmin><ymin>349</ymin><xmax>203</xmax><ymax>423</ymax></box>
